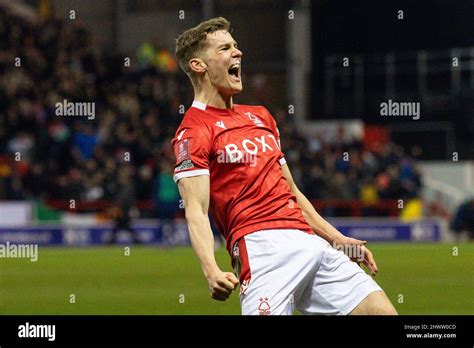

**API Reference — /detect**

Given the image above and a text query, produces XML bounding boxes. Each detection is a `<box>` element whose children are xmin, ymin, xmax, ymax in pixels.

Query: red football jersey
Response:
<box><xmin>172</xmin><ymin>101</ymin><xmax>314</xmax><ymax>252</ymax></box>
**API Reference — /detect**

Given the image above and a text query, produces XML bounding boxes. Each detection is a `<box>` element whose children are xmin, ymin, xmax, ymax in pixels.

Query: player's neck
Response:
<box><xmin>193</xmin><ymin>89</ymin><xmax>233</xmax><ymax>110</ymax></box>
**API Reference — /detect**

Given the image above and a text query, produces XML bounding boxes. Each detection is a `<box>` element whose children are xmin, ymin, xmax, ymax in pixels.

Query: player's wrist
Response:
<box><xmin>203</xmin><ymin>265</ymin><xmax>222</xmax><ymax>279</ymax></box>
<box><xmin>331</xmin><ymin>233</ymin><xmax>346</xmax><ymax>246</ymax></box>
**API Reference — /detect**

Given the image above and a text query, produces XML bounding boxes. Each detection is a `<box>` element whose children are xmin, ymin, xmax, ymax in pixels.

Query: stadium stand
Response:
<box><xmin>0</xmin><ymin>4</ymin><xmax>422</xmax><ymax>219</ymax></box>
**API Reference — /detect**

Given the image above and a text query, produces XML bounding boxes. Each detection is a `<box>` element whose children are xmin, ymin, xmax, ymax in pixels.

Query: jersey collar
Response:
<box><xmin>191</xmin><ymin>100</ymin><xmax>206</xmax><ymax>110</ymax></box>
<box><xmin>191</xmin><ymin>101</ymin><xmax>236</xmax><ymax>115</ymax></box>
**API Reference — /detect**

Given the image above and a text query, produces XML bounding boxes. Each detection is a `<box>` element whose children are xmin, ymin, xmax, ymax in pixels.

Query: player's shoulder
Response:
<box><xmin>172</xmin><ymin>107</ymin><xmax>212</xmax><ymax>144</ymax></box>
<box><xmin>235</xmin><ymin>104</ymin><xmax>275</xmax><ymax>124</ymax></box>
<box><xmin>176</xmin><ymin>107</ymin><xmax>211</xmax><ymax>131</ymax></box>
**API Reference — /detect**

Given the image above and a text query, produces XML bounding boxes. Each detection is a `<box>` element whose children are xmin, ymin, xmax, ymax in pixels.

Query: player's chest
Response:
<box><xmin>209</xmin><ymin>116</ymin><xmax>280</xmax><ymax>164</ymax></box>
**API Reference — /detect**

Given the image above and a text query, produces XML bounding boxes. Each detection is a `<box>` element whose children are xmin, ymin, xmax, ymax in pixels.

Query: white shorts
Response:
<box><xmin>232</xmin><ymin>229</ymin><xmax>382</xmax><ymax>315</ymax></box>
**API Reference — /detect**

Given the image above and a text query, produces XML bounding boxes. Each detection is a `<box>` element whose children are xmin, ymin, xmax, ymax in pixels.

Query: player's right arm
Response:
<box><xmin>177</xmin><ymin>175</ymin><xmax>239</xmax><ymax>301</ymax></box>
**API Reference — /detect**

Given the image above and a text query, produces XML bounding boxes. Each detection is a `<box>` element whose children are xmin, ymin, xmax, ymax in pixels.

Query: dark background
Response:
<box><xmin>311</xmin><ymin>0</ymin><xmax>474</xmax><ymax>159</ymax></box>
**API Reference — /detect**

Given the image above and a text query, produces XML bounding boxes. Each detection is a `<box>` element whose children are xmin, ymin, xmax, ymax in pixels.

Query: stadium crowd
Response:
<box><xmin>0</xmin><ymin>6</ymin><xmax>423</xmax><ymax>219</ymax></box>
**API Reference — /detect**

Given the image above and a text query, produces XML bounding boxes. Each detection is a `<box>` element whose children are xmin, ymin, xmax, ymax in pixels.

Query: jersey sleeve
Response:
<box><xmin>171</xmin><ymin>122</ymin><xmax>212</xmax><ymax>183</ymax></box>
<box><xmin>261</xmin><ymin>107</ymin><xmax>286</xmax><ymax>166</ymax></box>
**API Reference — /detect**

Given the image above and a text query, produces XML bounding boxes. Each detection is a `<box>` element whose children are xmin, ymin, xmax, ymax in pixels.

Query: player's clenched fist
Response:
<box><xmin>207</xmin><ymin>271</ymin><xmax>239</xmax><ymax>301</ymax></box>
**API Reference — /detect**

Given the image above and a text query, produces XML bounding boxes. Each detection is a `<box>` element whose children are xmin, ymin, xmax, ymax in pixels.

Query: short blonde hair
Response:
<box><xmin>175</xmin><ymin>17</ymin><xmax>231</xmax><ymax>81</ymax></box>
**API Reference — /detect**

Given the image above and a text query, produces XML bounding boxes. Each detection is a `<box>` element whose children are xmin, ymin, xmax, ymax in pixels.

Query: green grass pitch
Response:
<box><xmin>1</xmin><ymin>243</ymin><xmax>472</xmax><ymax>315</ymax></box>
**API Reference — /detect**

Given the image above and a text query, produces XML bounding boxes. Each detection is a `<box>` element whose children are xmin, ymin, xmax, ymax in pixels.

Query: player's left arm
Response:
<box><xmin>281</xmin><ymin>163</ymin><xmax>378</xmax><ymax>275</ymax></box>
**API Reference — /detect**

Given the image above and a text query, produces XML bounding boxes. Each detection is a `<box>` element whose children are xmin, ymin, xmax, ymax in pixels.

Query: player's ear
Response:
<box><xmin>189</xmin><ymin>58</ymin><xmax>207</xmax><ymax>74</ymax></box>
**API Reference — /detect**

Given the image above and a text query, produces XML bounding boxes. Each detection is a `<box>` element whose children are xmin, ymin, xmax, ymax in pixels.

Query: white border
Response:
<box><xmin>173</xmin><ymin>169</ymin><xmax>210</xmax><ymax>183</ymax></box>
<box><xmin>191</xmin><ymin>101</ymin><xmax>206</xmax><ymax>110</ymax></box>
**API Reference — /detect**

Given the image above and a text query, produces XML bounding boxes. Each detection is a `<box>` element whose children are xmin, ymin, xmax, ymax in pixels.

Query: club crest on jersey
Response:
<box><xmin>244</xmin><ymin>112</ymin><xmax>264</xmax><ymax>127</ymax></box>
<box><xmin>258</xmin><ymin>297</ymin><xmax>271</xmax><ymax>315</ymax></box>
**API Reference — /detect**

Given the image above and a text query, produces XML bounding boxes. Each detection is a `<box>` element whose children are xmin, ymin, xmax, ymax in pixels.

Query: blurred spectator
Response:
<box><xmin>426</xmin><ymin>192</ymin><xmax>451</xmax><ymax>221</ymax></box>
<box><xmin>72</xmin><ymin>123</ymin><xmax>99</xmax><ymax>160</ymax></box>
<box><xmin>107</xmin><ymin>165</ymin><xmax>141</xmax><ymax>244</ymax></box>
<box><xmin>360</xmin><ymin>178</ymin><xmax>379</xmax><ymax>205</ymax></box>
<box><xmin>400</xmin><ymin>198</ymin><xmax>423</xmax><ymax>221</ymax></box>
<box><xmin>153</xmin><ymin>160</ymin><xmax>180</xmax><ymax>220</ymax></box>
<box><xmin>136</xmin><ymin>165</ymin><xmax>154</xmax><ymax>201</ymax></box>
<box><xmin>137</xmin><ymin>38</ymin><xmax>178</xmax><ymax>73</ymax></box>
<box><xmin>450</xmin><ymin>198</ymin><xmax>474</xmax><ymax>238</ymax></box>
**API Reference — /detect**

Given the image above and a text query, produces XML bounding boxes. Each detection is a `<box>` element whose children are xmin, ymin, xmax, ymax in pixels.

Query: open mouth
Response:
<box><xmin>228</xmin><ymin>64</ymin><xmax>241</xmax><ymax>81</ymax></box>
